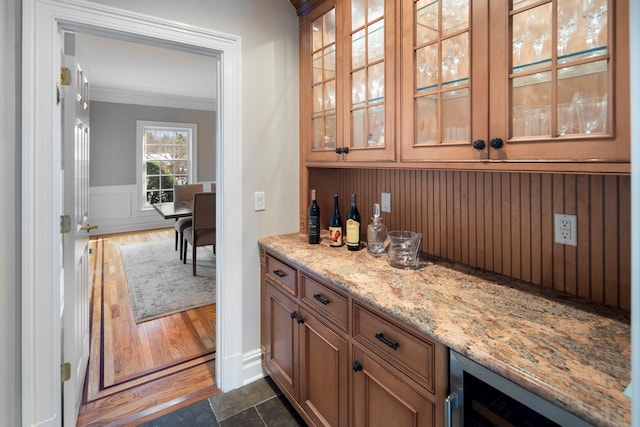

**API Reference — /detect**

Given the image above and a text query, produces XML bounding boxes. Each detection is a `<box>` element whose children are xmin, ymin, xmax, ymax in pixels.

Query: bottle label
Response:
<box><xmin>346</xmin><ymin>219</ymin><xmax>360</xmax><ymax>246</ymax></box>
<box><xmin>329</xmin><ymin>226</ymin><xmax>342</xmax><ymax>246</ymax></box>
<box><xmin>309</xmin><ymin>216</ymin><xmax>320</xmax><ymax>236</ymax></box>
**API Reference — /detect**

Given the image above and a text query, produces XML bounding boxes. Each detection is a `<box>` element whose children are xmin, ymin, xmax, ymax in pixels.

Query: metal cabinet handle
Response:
<box><xmin>352</xmin><ymin>360</ymin><xmax>363</xmax><ymax>372</ymax></box>
<box><xmin>296</xmin><ymin>315</ymin><xmax>305</xmax><ymax>324</ymax></box>
<box><xmin>375</xmin><ymin>333</ymin><xmax>399</xmax><ymax>350</ymax></box>
<box><xmin>273</xmin><ymin>269</ymin><xmax>286</xmax><ymax>278</ymax></box>
<box><xmin>445</xmin><ymin>390</ymin><xmax>462</xmax><ymax>427</ymax></box>
<box><xmin>313</xmin><ymin>293</ymin><xmax>330</xmax><ymax>305</ymax></box>
<box><xmin>290</xmin><ymin>311</ymin><xmax>298</xmax><ymax>319</ymax></box>
<box><xmin>472</xmin><ymin>139</ymin><xmax>486</xmax><ymax>150</ymax></box>
<box><xmin>490</xmin><ymin>137</ymin><xmax>504</xmax><ymax>149</ymax></box>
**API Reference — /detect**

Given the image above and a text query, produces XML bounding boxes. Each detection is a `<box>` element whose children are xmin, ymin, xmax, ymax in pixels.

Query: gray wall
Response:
<box><xmin>90</xmin><ymin>101</ymin><xmax>216</xmax><ymax>186</ymax></box>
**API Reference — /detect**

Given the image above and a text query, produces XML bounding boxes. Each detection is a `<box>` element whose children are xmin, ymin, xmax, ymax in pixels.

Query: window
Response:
<box><xmin>137</xmin><ymin>121</ymin><xmax>197</xmax><ymax>209</ymax></box>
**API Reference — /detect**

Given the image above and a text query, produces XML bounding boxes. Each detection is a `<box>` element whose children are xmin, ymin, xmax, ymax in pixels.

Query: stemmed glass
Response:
<box><xmin>444</xmin><ymin>38</ymin><xmax>465</xmax><ymax>81</ymax></box>
<box><xmin>557</xmin><ymin>2</ymin><xmax>578</xmax><ymax>56</ymax></box>
<box><xmin>526</xmin><ymin>10</ymin><xmax>550</xmax><ymax>61</ymax></box>
<box><xmin>512</xmin><ymin>14</ymin><xmax>529</xmax><ymax>66</ymax></box>
<box><xmin>579</xmin><ymin>0</ymin><xmax>607</xmax><ymax>49</ymax></box>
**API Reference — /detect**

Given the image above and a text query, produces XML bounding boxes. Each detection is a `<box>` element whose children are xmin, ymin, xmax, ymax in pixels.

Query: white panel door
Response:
<box><xmin>61</xmin><ymin>31</ymin><xmax>93</xmax><ymax>427</ymax></box>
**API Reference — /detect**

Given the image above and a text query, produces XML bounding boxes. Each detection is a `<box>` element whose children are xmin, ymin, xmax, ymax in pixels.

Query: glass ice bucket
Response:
<box><xmin>387</xmin><ymin>231</ymin><xmax>422</xmax><ymax>269</ymax></box>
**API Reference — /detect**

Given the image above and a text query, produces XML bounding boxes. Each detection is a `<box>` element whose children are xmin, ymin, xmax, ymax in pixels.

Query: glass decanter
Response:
<box><xmin>367</xmin><ymin>203</ymin><xmax>387</xmax><ymax>257</ymax></box>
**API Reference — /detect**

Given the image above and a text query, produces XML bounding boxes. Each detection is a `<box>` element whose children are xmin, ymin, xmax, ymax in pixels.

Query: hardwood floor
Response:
<box><xmin>77</xmin><ymin>228</ymin><xmax>220</xmax><ymax>427</ymax></box>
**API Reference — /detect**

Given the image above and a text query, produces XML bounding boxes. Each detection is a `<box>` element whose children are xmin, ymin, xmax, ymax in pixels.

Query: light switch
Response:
<box><xmin>254</xmin><ymin>191</ymin><xmax>266</xmax><ymax>211</ymax></box>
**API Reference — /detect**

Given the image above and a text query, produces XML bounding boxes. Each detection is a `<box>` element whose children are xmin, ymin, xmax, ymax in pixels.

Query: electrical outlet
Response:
<box><xmin>254</xmin><ymin>191</ymin><xmax>265</xmax><ymax>211</ymax></box>
<box><xmin>554</xmin><ymin>213</ymin><xmax>577</xmax><ymax>246</ymax></box>
<box><xmin>381</xmin><ymin>192</ymin><xmax>391</xmax><ymax>213</ymax></box>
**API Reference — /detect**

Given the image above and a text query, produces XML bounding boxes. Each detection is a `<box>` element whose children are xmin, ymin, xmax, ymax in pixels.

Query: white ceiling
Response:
<box><xmin>76</xmin><ymin>32</ymin><xmax>218</xmax><ymax>109</ymax></box>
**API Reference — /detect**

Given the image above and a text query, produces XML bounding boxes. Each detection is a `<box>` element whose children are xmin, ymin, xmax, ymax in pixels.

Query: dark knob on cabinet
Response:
<box><xmin>352</xmin><ymin>360</ymin><xmax>363</xmax><ymax>372</ymax></box>
<box><xmin>290</xmin><ymin>311</ymin><xmax>298</xmax><ymax>320</ymax></box>
<box><xmin>296</xmin><ymin>315</ymin><xmax>305</xmax><ymax>324</ymax></box>
<box><xmin>335</xmin><ymin>147</ymin><xmax>350</xmax><ymax>154</ymax></box>
<box><xmin>472</xmin><ymin>139</ymin><xmax>486</xmax><ymax>150</ymax></box>
<box><xmin>335</xmin><ymin>147</ymin><xmax>342</xmax><ymax>154</ymax></box>
<box><xmin>490</xmin><ymin>137</ymin><xmax>504</xmax><ymax>149</ymax></box>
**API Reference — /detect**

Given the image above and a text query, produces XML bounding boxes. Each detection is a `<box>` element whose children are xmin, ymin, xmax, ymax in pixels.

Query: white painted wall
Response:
<box><xmin>1</xmin><ymin>0</ymin><xmax>21</xmax><ymax>425</ymax></box>
<box><xmin>82</xmin><ymin>0</ymin><xmax>300</xmax><ymax>364</ymax></box>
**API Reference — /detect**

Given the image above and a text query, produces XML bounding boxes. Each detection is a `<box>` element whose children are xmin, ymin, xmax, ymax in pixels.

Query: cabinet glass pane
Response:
<box><xmin>352</xmin><ymin>69</ymin><xmax>366</xmax><ymax>106</ymax></box>
<box><xmin>325</xmin><ymin>80</ymin><xmax>336</xmax><ymax>111</ymax></box>
<box><xmin>511</xmin><ymin>73</ymin><xmax>552</xmax><ymax>137</ymax></box>
<box><xmin>558</xmin><ymin>61</ymin><xmax>608</xmax><ymax>134</ymax></box>
<box><xmin>368</xmin><ymin>62</ymin><xmax>384</xmax><ymax>102</ymax></box>
<box><xmin>442</xmin><ymin>89</ymin><xmax>469</xmax><ymax>141</ymax></box>
<box><xmin>576</xmin><ymin>0</ymin><xmax>608</xmax><ymax>51</ymax></box>
<box><xmin>368</xmin><ymin>105</ymin><xmax>385</xmax><ymax>146</ymax></box>
<box><xmin>326</xmin><ymin>116</ymin><xmax>336</xmax><ymax>148</ymax></box>
<box><xmin>324</xmin><ymin>47</ymin><xmax>336</xmax><ymax>80</ymax></box>
<box><xmin>353</xmin><ymin>29</ymin><xmax>366</xmax><ymax>69</ymax></box>
<box><xmin>416</xmin><ymin>44</ymin><xmax>438</xmax><ymax>91</ymax></box>
<box><xmin>368</xmin><ymin>0</ymin><xmax>384</xmax><ymax>22</ymax></box>
<box><xmin>416</xmin><ymin>0</ymin><xmax>438</xmax><ymax>45</ymax></box>
<box><xmin>313</xmin><ymin>85</ymin><xmax>322</xmax><ymax>115</ymax></box>
<box><xmin>352</xmin><ymin>0</ymin><xmax>365</xmax><ymax>29</ymax></box>
<box><xmin>324</xmin><ymin>8</ymin><xmax>336</xmax><ymax>44</ymax></box>
<box><xmin>368</xmin><ymin>20</ymin><xmax>385</xmax><ymax>63</ymax></box>
<box><xmin>352</xmin><ymin>109</ymin><xmax>366</xmax><ymax>147</ymax></box>
<box><xmin>442</xmin><ymin>33</ymin><xmax>468</xmax><ymax>85</ymax></box>
<box><xmin>313</xmin><ymin>118</ymin><xmax>323</xmax><ymax>149</ymax></box>
<box><xmin>442</xmin><ymin>0</ymin><xmax>468</xmax><ymax>35</ymax></box>
<box><xmin>416</xmin><ymin>96</ymin><xmax>438</xmax><ymax>143</ymax></box>
<box><xmin>312</xmin><ymin>17</ymin><xmax>323</xmax><ymax>52</ymax></box>
<box><xmin>313</xmin><ymin>52</ymin><xmax>323</xmax><ymax>84</ymax></box>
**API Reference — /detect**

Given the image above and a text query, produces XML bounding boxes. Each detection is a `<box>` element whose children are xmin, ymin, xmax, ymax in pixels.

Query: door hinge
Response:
<box><xmin>61</xmin><ymin>362</ymin><xmax>71</xmax><ymax>382</ymax></box>
<box><xmin>60</xmin><ymin>215</ymin><xmax>71</xmax><ymax>234</ymax></box>
<box><xmin>60</xmin><ymin>67</ymin><xmax>72</xmax><ymax>86</ymax></box>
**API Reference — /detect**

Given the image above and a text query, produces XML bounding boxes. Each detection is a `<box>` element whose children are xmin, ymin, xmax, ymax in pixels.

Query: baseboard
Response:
<box><xmin>242</xmin><ymin>348</ymin><xmax>266</xmax><ymax>386</ymax></box>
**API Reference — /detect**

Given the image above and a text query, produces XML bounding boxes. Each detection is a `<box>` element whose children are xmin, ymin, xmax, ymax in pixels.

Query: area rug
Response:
<box><xmin>120</xmin><ymin>239</ymin><xmax>216</xmax><ymax>323</ymax></box>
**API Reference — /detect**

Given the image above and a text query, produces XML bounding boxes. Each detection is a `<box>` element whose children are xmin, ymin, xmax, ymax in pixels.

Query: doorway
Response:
<box><xmin>22</xmin><ymin>2</ymin><xmax>245</xmax><ymax>425</ymax></box>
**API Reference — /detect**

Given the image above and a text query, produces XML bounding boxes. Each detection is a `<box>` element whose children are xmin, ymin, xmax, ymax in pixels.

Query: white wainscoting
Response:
<box><xmin>89</xmin><ymin>183</ymin><xmax>215</xmax><ymax>235</ymax></box>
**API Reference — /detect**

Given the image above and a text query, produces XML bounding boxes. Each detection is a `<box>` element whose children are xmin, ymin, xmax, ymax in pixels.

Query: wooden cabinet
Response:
<box><xmin>261</xmin><ymin>250</ymin><xmax>448</xmax><ymax>427</ymax></box>
<box><xmin>295</xmin><ymin>0</ymin><xmax>630</xmax><ymax>171</ymax></box>
<box><xmin>301</xmin><ymin>0</ymin><xmax>397</xmax><ymax>164</ymax></box>
<box><xmin>399</xmin><ymin>0</ymin><xmax>629</xmax><ymax>166</ymax></box>
<box><xmin>262</xmin><ymin>254</ymin><xmax>349</xmax><ymax>427</ymax></box>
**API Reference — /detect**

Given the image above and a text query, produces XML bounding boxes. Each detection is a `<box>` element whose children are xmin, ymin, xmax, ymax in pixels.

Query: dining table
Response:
<box><xmin>152</xmin><ymin>200</ymin><xmax>193</xmax><ymax>220</ymax></box>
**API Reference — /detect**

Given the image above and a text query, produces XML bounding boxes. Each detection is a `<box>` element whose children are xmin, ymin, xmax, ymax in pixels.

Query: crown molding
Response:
<box><xmin>91</xmin><ymin>85</ymin><xmax>216</xmax><ymax>111</ymax></box>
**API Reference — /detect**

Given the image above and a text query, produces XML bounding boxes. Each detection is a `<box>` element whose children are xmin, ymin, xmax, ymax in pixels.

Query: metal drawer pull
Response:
<box><xmin>273</xmin><ymin>269</ymin><xmax>286</xmax><ymax>278</ymax></box>
<box><xmin>375</xmin><ymin>333</ymin><xmax>399</xmax><ymax>350</ymax></box>
<box><xmin>313</xmin><ymin>293</ymin><xmax>330</xmax><ymax>305</ymax></box>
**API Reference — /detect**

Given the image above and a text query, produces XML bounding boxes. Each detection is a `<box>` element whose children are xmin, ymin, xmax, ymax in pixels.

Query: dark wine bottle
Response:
<box><xmin>308</xmin><ymin>189</ymin><xmax>320</xmax><ymax>244</ymax></box>
<box><xmin>328</xmin><ymin>194</ymin><xmax>343</xmax><ymax>247</ymax></box>
<box><xmin>346</xmin><ymin>194</ymin><xmax>361</xmax><ymax>251</ymax></box>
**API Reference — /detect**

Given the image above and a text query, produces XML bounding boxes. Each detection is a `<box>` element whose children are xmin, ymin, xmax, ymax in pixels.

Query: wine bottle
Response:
<box><xmin>328</xmin><ymin>194</ymin><xmax>343</xmax><ymax>247</ymax></box>
<box><xmin>346</xmin><ymin>194</ymin><xmax>361</xmax><ymax>251</ymax></box>
<box><xmin>308</xmin><ymin>189</ymin><xmax>320</xmax><ymax>244</ymax></box>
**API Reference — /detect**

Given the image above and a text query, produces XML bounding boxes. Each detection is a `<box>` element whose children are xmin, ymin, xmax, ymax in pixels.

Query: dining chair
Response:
<box><xmin>174</xmin><ymin>183</ymin><xmax>204</xmax><ymax>259</ymax></box>
<box><xmin>183</xmin><ymin>192</ymin><xmax>216</xmax><ymax>276</ymax></box>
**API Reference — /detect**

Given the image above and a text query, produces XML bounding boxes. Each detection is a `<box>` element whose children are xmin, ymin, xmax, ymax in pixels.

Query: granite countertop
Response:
<box><xmin>259</xmin><ymin>233</ymin><xmax>631</xmax><ymax>427</ymax></box>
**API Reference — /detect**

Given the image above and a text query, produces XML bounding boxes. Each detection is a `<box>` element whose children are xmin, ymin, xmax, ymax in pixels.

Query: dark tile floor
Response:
<box><xmin>140</xmin><ymin>377</ymin><xmax>307</xmax><ymax>427</ymax></box>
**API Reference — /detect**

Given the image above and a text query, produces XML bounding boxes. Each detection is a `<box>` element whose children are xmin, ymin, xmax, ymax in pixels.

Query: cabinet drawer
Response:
<box><xmin>300</xmin><ymin>274</ymin><xmax>348</xmax><ymax>332</ymax></box>
<box><xmin>266</xmin><ymin>255</ymin><xmax>297</xmax><ymax>296</ymax></box>
<box><xmin>353</xmin><ymin>303</ymin><xmax>435</xmax><ymax>392</ymax></box>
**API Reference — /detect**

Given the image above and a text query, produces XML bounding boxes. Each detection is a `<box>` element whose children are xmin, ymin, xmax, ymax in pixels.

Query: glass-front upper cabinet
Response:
<box><xmin>341</xmin><ymin>0</ymin><xmax>397</xmax><ymax>161</ymax></box>
<box><xmin>308</xmin><ymin>4</ymin><xmax>339</xmax><ymax>160</ymax></box>
<box><xmin>400</xmin><ymin>0</ymin><xmax>482</xmax><ymax>161</ymax></box>
<box><xmin>400</xmin><ymin>0</ymin><xmax>629</xmax><ymax>166</ymax></box>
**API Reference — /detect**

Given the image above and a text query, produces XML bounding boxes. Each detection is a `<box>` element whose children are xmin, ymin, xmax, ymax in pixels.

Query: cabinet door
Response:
<box><xmin>351</xmin><ymin>346</ymin><xmax>436</xmax><ymax>427</ymax></box>
<box><xmin>341</xmin><ymin>0</ymin><xmax>397</xmax><ymax>162</ymax></box>
<box><xmin>299</xmin><ymin>308</ymin><xmax>349</xmax><ymax>427</ymax></box>
<box><xmin>489</xmin><ymin>0</ymin><xmax>629</xmax><ymax>163</ymax></box>
<box><xmin>306</xmin><ymin>2</ymin><xmax>342</xmax><ymax>163</ymax></box>
<box><xmin>264</xmin><ymin>280</ymin><xmax>300</xmax><ymax>402</ymax></box>
<box><xmin>400</xmin><ymin>0</ymin><xmax>485</xmax><ymax>162</ymax></box>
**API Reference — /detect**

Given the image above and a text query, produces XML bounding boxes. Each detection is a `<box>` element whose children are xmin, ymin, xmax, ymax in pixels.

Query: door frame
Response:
<box><xmin>22</xmin><ymin>0</ymin><xmax>244</xmax><ymax>425</ymax></box>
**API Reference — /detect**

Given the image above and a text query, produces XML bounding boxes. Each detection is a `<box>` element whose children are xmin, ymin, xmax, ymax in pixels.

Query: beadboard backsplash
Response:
<box><xmin>309</xmin><ymin>168</ymin><xmax>631</xmax><ymax>311</ymax></box>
